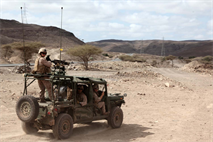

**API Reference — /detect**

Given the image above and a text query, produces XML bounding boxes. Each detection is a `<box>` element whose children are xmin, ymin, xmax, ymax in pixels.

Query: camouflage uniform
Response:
<box><xmin>67</xmin><ymin>87</ymin><xmax>72</xmax><ymax>100</ymax></box>
<box><xmin>76</xmin><ymin>92</ymin><xmax>87</xmax><ymax>106</ymax></box>
<box><xmin>33</xmin><ymin>56</ymin><xmax>53</xmax><ymax>101</ymax></box>
<box><xmin>93</xmin><ymin>92</ymin><xmax>106</xmax><ymax>114</ymax></box>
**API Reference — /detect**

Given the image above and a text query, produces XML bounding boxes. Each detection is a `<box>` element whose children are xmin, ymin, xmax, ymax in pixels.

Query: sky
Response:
<box><xmin>0</xmin><ymin>0</ymin><xmax>212</xmax><ymax>42</ymax></box>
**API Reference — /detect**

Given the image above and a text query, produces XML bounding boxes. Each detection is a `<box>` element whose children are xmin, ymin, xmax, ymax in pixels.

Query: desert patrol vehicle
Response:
<box><xmin>15</xmin><ymin>60</ymin><xmax>126</xmax><ymax>139</ymax></box>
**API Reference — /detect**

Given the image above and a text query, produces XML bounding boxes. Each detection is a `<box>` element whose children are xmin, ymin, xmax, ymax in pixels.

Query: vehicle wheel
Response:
<box><xmin>16</xmin><ymin>95</ymin><xmax>39</xmax><ymax>123</ymax></box>
<box><xmin>108</xmin><ymin>107</ymin><xmax>123</xmax><ymax>128</ymax></box>
<box><xmin>22</xmin><ymin>122</ymin><xmax>38</xmax><ymax>134</ymax></box>
<box><xmin>52</xmin><ymin>113</ymin><xmax>73</xmax><ymax>139</ymax></box>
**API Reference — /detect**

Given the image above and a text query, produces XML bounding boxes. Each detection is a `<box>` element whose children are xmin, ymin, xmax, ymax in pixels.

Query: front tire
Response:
<box><xmin>52</xmin><ymin>113</ymin><xmax>73</xmax><ymax>139</ymax></box>
<box><xmin>16</xmin><ymin>96</ymin><xmax>39</xmax><ymax>123</ymax></box>
<box><xmin>108</xmin><ymin>107</ymin><xmax>123</xmax><ymax>128</ymax></box>
<box><xmin>22</xmin><ymin>122</ymin><xmax>38</xmax><ymax>134</ymax></box>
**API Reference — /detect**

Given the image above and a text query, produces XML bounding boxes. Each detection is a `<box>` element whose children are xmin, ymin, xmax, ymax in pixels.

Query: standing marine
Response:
<box><xmin>32</xmin><ymin>48</ymin><xmax>53</xmax><ymax>102</ymax></box>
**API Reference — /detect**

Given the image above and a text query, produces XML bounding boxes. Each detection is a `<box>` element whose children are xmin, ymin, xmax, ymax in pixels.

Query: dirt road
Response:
<box><xmin>0</xmin><ymin>66</ymin><xmax>212</xmax><ymax>142</ymax></box>
<box><xmin>150</xmin><ymin>68</ymin><xmax>213</xmax><ymax>142</ymax></box>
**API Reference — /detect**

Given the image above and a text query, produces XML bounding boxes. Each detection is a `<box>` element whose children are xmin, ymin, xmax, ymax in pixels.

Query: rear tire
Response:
<box><xmin>108</xmin><ymin>107</ymin><xmax>123</xmax><ymax>128</ymax></box>
<box><xmin>16</xmin><ymin>95</ymin><xmax>39</xmax><ymax>123</ymax></box>
<box><xmin>22</xmin><ymin>122</ymin><xmax>38</xmax><ymax>134</ymax></box>
<box><xmin>52</xmin><ymin>113</ymin><xmax>73</xmax><ymax>139</ymax></box>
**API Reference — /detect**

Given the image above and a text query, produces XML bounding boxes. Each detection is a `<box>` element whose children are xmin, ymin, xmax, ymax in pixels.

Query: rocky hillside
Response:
<box><xmin>0</xmin><ymin>19</ymin><xmax>84</xmax><ymax>48</ymax></box>
<box><xmin>89</xmin><ymin>39</ymin><xmax>213</xmax><ymax>57</ymax></box>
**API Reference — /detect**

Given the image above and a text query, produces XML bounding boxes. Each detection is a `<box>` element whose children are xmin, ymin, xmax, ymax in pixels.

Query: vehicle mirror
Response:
<box><xmin>123</xmin><ymin>93</ymin><xmax>127</xmax><ymax>97</ymax></box>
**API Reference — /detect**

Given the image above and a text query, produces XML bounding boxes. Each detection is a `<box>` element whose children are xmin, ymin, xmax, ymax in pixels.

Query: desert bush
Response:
<box><xmin>119</xmin><ymin>55</ymin><xmax>133</xmax><ymax>61</ymax></box>
<box><xmin>151</xmin><ymin>60</ymin><xmax>158</xmax><ymax>67</ymax></box>
<box><xmin>108</xmin><ymin>55</ymin><xmax>113</xmax><ymax>58</ymax></box>
<box><xmin>178</xmin><ymin>56</ymin><xmax>184</xmax><ymax>59</ymax></box>
<box><xmin>202</xmin><ymin>56</ymin><xmax>213</xmax><ymax>62</ymax></box>
<box><xmin>1</xmin><ymin>42</ymin><xmax>45</xmax><ymax>62</ymax></box>
<box><xmin>119</xmin><ymin>54</ymin><xmax>146</xmax><ymax>62</ymax></box>
<box><xmin>184</xmin><ymin>59</ymin><xmax>191</xmax><ymax>63</ymax></box>
<box><xmin>165</xmin><ymin>55</ymin><xmax>176</xmax><ymax>61</ymax></box>
<box><xmin>102</xmin><ymin>53</ymin><xmax>109</xmax><ymax>57</ymax></box>
<box><xmin>102</xmin><ymin>53</ymin><xmax>113</xmax><ymax>58</ymax></box>
<box><xmin>189</xmin><ymin>56</ymin><xmax>196</xmax><ymax>59</ymax></box>
<box><xmin>1</xmin><ymin>45</ymin><xmax>14</xmax><ymax>59</ymax></box>
<box><xmin>67</xmin><ymin>44</ymin><xmax>102</xmax><ymax>70</ymax></box>
<box><xmin>164</xmin><ymin>55</ymin><xmax>176</xmax><ymax>67</ymax></box>
<box><xmin>132</xmin><ymin>55</ymin><xmax>146</xmax><ymax>62</ymax></box>
<box><xmin>161</xmin><ymin>57</ymin><xmax>166</xmax><ymax>63</ymax></box>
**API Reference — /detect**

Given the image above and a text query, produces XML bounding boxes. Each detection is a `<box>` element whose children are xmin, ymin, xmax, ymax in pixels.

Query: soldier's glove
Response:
<box><xmin>46</xmin><ymin>55</ymin><xmax>51</xmax><ymax>61</ymax></box>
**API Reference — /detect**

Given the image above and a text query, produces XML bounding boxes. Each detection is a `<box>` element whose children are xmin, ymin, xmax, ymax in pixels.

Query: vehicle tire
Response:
<box><xmin>108</xmin><ymin>107</ymin><xmax>123</xmax><ymax>128</ymax></box>
<box><xmin>52</xmin><ymin>113</ymin><xmax>73</xmax><ymax>139</ymax></box>
<box><xmin>16</xmin><ymin>95</ymin><xmax>39</xmax><ymax>123</ymax></box>
<box><xmin>22</xmin><ymin>122</ymin><xmax>38</xmax><ymax>134</ymax></box>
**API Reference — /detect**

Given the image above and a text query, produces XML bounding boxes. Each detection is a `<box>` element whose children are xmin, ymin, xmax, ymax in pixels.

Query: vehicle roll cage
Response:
<box><xmin>23</xmin><ymin>72</ymin><xmax>108</xmax><ymax>106</ymax></box>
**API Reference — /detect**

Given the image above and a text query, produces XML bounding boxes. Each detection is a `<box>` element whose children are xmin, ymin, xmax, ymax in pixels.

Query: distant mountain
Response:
<box><xmin>88</xmin><ymin>39</ymin><xmax>213</xmax><ymax>57</ymax></box>
<box><xmin>0</xmin><ymin>19</ymin><xmax>84</xmax><ymax>48</ymax></box>
<box><xmin>0</xmin><ymin>19</ymin><xmax>212</xmax><ymax>57</ymax></box>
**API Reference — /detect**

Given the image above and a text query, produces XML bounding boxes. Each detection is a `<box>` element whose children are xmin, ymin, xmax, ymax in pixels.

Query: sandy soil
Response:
<box><xmin>0</xmin><ymin>64</ymin><xmax>212</xmax><ymax>142</ymax></box>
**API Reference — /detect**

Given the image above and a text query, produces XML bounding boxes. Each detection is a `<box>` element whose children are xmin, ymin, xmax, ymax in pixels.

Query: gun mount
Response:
<box><xmin>51</xmin><ymin>59</ymin><xmax>70</xmax><ymax>75</ymax></box>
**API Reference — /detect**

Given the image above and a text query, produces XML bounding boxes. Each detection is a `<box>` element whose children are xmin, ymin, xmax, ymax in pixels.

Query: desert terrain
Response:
<box><xmin>0</xmin><ymin>59</ymin><xmax>212</xmax><ymax>142</ymax></box>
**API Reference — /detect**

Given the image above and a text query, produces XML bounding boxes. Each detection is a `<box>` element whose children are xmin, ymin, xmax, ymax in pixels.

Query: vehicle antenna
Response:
<box><xmin>60</xmin><ymin>7</ymin><xmax>63</xmax><ymax>61</ymax></box>
<box><xmin>20</xmin><ymin>7</ymin><xmax>26</xmax><ymax>73</ymax></box>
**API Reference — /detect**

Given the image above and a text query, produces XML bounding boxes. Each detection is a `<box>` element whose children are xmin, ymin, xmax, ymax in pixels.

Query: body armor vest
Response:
<box><xmin>32</xmin><ymin>57</ymin><xmax>51</xmax><ymax>74</ymax></box>
<box><xmin>77</xmin><ymin>93</ymin><xmax>83</xmax><ymax>102</ymax></box>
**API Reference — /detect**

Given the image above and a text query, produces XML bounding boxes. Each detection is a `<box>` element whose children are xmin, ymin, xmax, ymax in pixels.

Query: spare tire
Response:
<box><xmin>16</xmin><ymin>95</ymin><xmax>39</xmax><ymax>123</ymax></box>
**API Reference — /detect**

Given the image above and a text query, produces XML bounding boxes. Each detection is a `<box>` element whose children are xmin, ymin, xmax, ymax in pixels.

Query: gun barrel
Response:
<box><xmin>52</xmin><ymin>60</ymin><xmax>70</xmax><ymax>65</ymax></box>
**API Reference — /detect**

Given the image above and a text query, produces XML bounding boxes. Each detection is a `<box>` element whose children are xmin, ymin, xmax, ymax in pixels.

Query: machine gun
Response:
<box><xmin>52</xmin><ymin>59</ymin><xmax>70</xmax><ymax>75</ymax></box>
<box><xmin>51</xmin><ymin>59</ymin><xmax>69</xmax><ymax>66</ymax></box>
<box><xmin>46</xmin><ymin>55</ymin><xmax>70</xmax><ymax>75</ymax></box>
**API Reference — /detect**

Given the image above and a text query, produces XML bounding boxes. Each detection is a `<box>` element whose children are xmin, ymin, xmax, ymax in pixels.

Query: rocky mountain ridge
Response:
<box><xmin>0</xmin><ymin>19</ymin><xmax>212</xmax><ymax>58</ymax></box>
<box><xmin>0</xmin><ymin>19</ymin><xmax>84</xmax><ymax>48</ymax></box>
<box><xmin>89</xmin><ymin>39</ymin><xmax>212</xmax><ymax>57</ymax></box>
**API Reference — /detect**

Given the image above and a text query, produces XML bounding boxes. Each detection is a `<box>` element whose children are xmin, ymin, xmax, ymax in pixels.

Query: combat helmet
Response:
<box><xmin>92</xmin><ymin>84</ymin><xmax>99</xmax><ymax>90</ymax></box>
<box><xmin>77</xmin><ymin>85</ymin><xmax>84</xmax><ymax>90</ymax></box>
<box><xmin>38</xmin><ymin>48</ymin><xmax>47</xmax><ymax>54</ymax></box>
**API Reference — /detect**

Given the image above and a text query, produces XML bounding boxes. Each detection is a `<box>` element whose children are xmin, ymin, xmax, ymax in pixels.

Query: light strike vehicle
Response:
<box><xmin>15</xmin><ymin>60</ymin><xmax>126</xmax><ymax>139</ymax></box>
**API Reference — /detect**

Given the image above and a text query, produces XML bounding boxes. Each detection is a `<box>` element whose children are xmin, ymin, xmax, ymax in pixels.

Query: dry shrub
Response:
<box><xmin>201</xmin><ymin>56</ymin><xmax>213</xmax><ymax>63</ymax></box>
<box><xmin>1</xmin><ymin>42</ymin><xmax>45</xmax><ymax>62</ymax></box>
<box><xmin>119</xmin><ymin>54</ymin><xmax>146</xmax><ymax>62</ymax></box>
<box><xmin>151</xmin><ymin>60</ymin><xmax>158</xmax><ymax>66</ymax></box>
